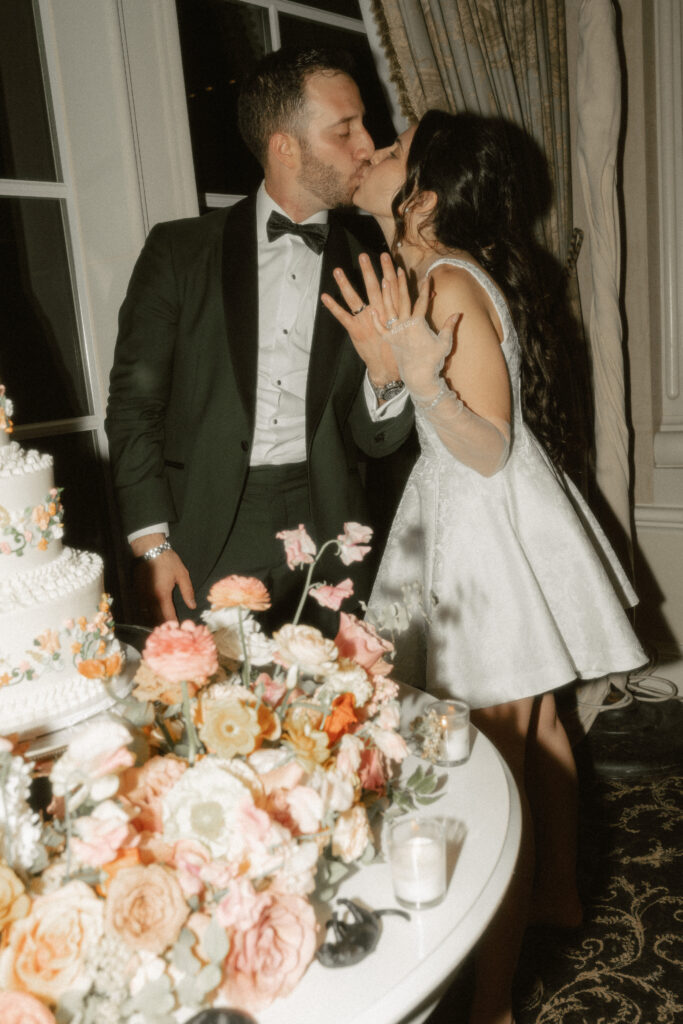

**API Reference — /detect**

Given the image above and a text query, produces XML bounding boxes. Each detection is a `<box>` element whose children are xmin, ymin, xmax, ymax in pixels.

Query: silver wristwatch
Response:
<box><xmin>142</xmin><ymin>540</ymin><xmax>172</xmax><ymax>562</ymax></box>
<box><xmin>370</xmin><ymin>378</ymin><xmax>405</xmax><ymax>402</ymax></box>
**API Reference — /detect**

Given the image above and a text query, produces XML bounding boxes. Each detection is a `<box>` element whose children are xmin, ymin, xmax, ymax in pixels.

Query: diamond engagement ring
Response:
<box><xmin>385</xmin><ymin>316</ymin><xmax>399</xmax><ymax>328</ymax></box>
<box><xmin>352</xmin><ymin>304</ymin><xmax>366</xmax><ymax>316</ymax></box>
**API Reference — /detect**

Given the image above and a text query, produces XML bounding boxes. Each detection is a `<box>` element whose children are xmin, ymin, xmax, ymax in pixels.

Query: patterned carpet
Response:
<box><xmin>425</xmin><ymin>699</ymin><xmax>683</xmax><ymax>1024</ymax></box>
<box><xmin>515</xmin><ymin>767</ymin><xmax>683</xmax><ymax>1024</ymax></box>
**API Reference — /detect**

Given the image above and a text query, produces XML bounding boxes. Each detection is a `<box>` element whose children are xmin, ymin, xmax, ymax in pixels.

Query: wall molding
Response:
<box><xmin>634</xmin><ymin>503</ymin><xmax>683</xmax><ymax>531</ymax></box>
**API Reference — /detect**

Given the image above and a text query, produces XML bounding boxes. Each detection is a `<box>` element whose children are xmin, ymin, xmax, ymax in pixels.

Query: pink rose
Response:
<box><xmin>171</xmin><ymin>839</ymin><xmax>212</xmax><ymax>897</ymax></box>
<box><xmin>216</xmin><ymin>877</ymin><xmax>266</xmax><ymax>930</ymax></box>
<box><xmin>275</xmin><ymin>524</ymin><xmax>317</xmax><ymax>569</ymax></box>
<box><xmin>218</xmin><ymin>892</ymin><xmax>318</xmax><ymax>1012</ymax></box>
<box><xmin>334</xmin><ymin>612</ymin><xmax>393</xmax><ymax>670</ymax></box>
<box><xmin>309</xmin><ymin>578</ymin><xmax>354</xmax><ymax>611</ymax></box>
<box><xmin>336</xmin><ymin>522</ymin><xmax>373</xmax><ymax>565</ymax></box>
<box><xmin>0</xmin><ymin>992</ymin><xmax>56</xmax><ymax>1023</ymax></box>
<box><xmin>71</xmin><ymin>801</ymin><xmax>139</xmax><ymax>868</ymax></box>
<box><xmin>142</xmin><ymin>620</ymin><xmax>218</xmax><ymax>684</ymax></box>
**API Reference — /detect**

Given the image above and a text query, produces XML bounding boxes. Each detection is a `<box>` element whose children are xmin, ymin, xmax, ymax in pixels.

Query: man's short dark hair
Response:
<box><xmin>238</xmin><ymin>47</ymin><xmax>356</xmax><ymax>167</ymax></box>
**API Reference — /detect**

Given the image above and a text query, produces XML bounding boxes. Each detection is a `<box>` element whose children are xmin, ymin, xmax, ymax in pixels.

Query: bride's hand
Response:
<box><xmin>320</xmin><ymin>253</ymin><xmax>400</xmax><ymax>385</ymax></box>
<box><xmin>373</xmin><ymin>267</ymin><xmax>460</xmax><ymax>402</ymax></box>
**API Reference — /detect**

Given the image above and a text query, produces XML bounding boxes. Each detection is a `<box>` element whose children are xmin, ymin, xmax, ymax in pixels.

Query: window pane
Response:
<box><xmin>27</xmin><ymin>430</ymin><xmax>122</xmax><ymax>614</ymax></box>
<box><xmin>0</xmin><ymin>198</ymin><xmax>89</xmax><ymax>423</ymax></box>
<box><xmin>279</xmin><ymin>15</ymin><xmax>396</xmax><ymax>149</ymax></box>
<box><xmin>292</xmin><ymin>0</ymin><xmax>362</xmax><ymax>17</ymax></box>
<box><xmin>176</xmin><ymin>0</ymin><xmax>396</xmax><ymax>200</ymax></box>
<box><xmin>0</xmin><ymin>0</ymin><xmax>58</xmax><ymax>181</ymax></box>
<box><xmin>176</xmin><ymin>0</ymin><xmax>267</xmax><ymax>197</ymax></box>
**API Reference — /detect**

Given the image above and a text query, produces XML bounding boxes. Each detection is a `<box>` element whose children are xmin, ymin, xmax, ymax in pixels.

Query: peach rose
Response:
<box><xmin>0</xmin><ymin>880</ymin><xmax>103</xmax><ymax>1003</ymax></box>
<box><xmin>142</xmin><ymin>620</ymin><xmax>218</xmax><ymax>684</ymax></box>
<box><xmin>0</xmin><ymin>862</ymin><xmax>30</xmax><ymax>932</ymax></box>
<box><xmin>218</xmin><ymin>891</ymin><xmax>318</xmax><ymax>1013</ymax></box>
<box><xmin>208</xmin><ymin>575</ymin><xmax>271</xmax><ymax>611</ymax></box>
<box><xmin>120</xmin><ymin>754</ymin><xmax>188</xmax><ymax>833</ymax></box>
<box><xmin>104</xmin><ymin>863</ymin><xmax>188</xmax><ymax>954</ymax></box>
<box><xmin>71</xmin><ymin>801</ymin><xmax>139</xmax><ymax>868</ymax></box>
<box><xmin>0</xmin><ymin>991</ymin><xmax>56</xmax><ymax>1024</ymax></box>
<box><xmin>334</xmin><ymin>612</ymin><xmax>393</xmax><ymax>671</ymax></box>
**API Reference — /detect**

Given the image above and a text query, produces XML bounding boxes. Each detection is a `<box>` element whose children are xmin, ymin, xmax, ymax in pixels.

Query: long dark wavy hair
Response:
<box><xmin>393</xmin><ymin>109</ymin><xmax>570</xmax><ymax>469</ymax></box>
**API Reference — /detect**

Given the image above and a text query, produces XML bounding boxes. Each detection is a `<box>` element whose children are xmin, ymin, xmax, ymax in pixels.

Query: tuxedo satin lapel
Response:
<box><xmin>307</xmin><ymin>220</ymin><xmax>352</xmax><ymax>444</ymax></box>
<box><xmin>222</xmin><ymin>196</ymin><xmax>258</xmax><ymax>426</ymax></box>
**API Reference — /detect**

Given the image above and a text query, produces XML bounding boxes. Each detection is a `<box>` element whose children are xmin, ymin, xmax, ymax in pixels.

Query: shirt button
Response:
<box><xmin>240</xmin><ymin>440</ymin><xmax>248</xmax><ymax>452</ymax></box>
<box><xmin>276</xmin><ymin>379</ymin><xmax>281</xmax><ymax>386</ymax></box>
<box><xmin>291</xmin><ymin>273</ymin><xmax>296</xmax><ymax>280</ymax></box>
<box><xmin>273</xmin><ymin>419</ymin><xmax>278</xmax><ymax>425</ymax></box>
<box><xmin>283</xmin><ymin>328</ymin><xmax>288</xmax><ymax>335</ymax></box>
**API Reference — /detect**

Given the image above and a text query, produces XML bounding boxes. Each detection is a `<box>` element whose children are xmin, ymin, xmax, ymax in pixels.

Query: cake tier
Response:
<box><xmin>0</xmin><ymin>441</ymin><xmax>64</xmax><ymax>577</ymax></box>
<box><xmin>0</xmin><ymin>547</ymin><xmax>129</xmax><ymax>738</ymax></box>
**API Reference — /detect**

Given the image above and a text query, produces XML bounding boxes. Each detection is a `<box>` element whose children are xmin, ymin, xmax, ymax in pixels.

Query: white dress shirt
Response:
<box><xmin>129</xmin><ymin>183</ymin><xmax>407</xmax><ymax>541</ymax></box>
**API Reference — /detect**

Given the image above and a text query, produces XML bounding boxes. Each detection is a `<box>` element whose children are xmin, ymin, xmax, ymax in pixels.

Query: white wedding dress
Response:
<box><xmin>367</xmin><ymin>258</ymin><xmax>646</xmax><ymax>707</ymax></box>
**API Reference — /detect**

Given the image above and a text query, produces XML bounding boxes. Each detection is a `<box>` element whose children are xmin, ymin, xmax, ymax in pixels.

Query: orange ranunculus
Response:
<box><xmin>76</xmin><ymin>659</ymin><xmax>106</xmax><ymax>679</ymax></box>
<box><xmin>37</xmin><ymin>538</ymin><xmax>48</xmax><ymax>551</ymax></box>
<box><xmin>207</xmin><ymin>575</ymin><xmax>271</xmax><ymax>612</ymax></box>
<box><xmin>323</xmin><ymin>692</ymin><xmax>358</xmax><ymax>745</ymax></box>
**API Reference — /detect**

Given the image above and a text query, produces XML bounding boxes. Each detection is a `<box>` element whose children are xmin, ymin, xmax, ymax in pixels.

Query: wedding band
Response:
<box><xmin>385</xmin><ymin>316</ymin><xmax>399</xmax><ymax>328</ymax></box>
<box><xmin>352</xmin><ymin>304</ymin><xmax>366</xmax><ymax>316</ymax></box>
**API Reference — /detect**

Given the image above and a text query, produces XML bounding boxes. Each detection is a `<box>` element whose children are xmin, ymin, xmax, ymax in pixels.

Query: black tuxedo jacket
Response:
<box><xmin>105</xmin><ymin>196</ymin><xmax>414</xmax><ymax>594</ymax></box>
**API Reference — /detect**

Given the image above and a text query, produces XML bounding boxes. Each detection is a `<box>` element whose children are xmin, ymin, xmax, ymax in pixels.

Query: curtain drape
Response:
<box><xmin>368</xmin><ymin>0</ymin><xmax>571</xmax><ymax>266</ymax></box>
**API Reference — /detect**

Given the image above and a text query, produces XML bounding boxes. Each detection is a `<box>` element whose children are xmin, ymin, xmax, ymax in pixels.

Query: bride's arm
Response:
<box><xmin>380</xmin><ymin>263</ymin><xmax>511</xmax><ymax>477</ymax></box>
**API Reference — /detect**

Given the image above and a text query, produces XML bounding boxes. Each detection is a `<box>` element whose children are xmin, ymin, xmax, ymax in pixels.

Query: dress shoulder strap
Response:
<box><xmin>426</xmin><ymin>256</ymin><xmax>513</xmax><ymax>338</ymax></box>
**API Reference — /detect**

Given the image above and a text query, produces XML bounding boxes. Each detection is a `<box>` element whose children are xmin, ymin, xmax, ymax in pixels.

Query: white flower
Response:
<box><xmin>0</xmin><ymin>753</ymin><xmax>43</xmax><ymax>871</ymax></box>
<box><xmin>50</xmin><ymin>717</ymin><xmax>134</xmax><ymax>809</ymax></box>
<box><xmin>272</xmin><ymin>838</ymin><xmax>320</xmax><ymax>895</ymax></box>
<box><xmin>162</xmin><ymin>757</ymin><xmax>259</xmax><ymax>858</ymax></box>
<box><xmin>332</xmin><ymin>804</ymin><xmax>372</xmax><ymax>863</ymax></box>
<box><xmin>208</xmin><ymin>612</ymin><xmax>277</xmax><ymax>666</ymax></box>
<box><xmin>335</xmin><ymin>733</ymin><xmax>364</xmax><ymax>776</ymax></box>
<box><xmin>273</xmin><ymin>624</ymin><xmax>338</xmax><ymax>677</ymax></box>
<box><xmin>317</xmin><ymin>664</ymin><xmax>373</xmax><ymax>708</ymax></box>
<box><xmin>312</xmin><ymin>766</ymin><xmax>355</xmax><ymax>815</ymax></box>
<box><xmin>365</xmin><ymin>723</ymin><xmax>409</xmax><ymax>763</ymax></box>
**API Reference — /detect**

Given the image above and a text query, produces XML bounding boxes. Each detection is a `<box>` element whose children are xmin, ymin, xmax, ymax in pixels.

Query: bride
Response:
<box><xmin>321</xmin><ymin>110</ymin><xmax>646</xmax><ymax>1024</ymax></box>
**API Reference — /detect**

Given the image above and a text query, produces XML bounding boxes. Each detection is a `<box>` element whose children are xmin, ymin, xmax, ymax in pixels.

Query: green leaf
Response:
<box><xmin>128</xmin><ymin>975</ymin><xmax>175</xmax><ymax>1016</ymax></box>
<box><xmin>202</xmin><ymin>917</ymin><xmax>230</xmax><ymax>963</ymax></box>
<box><xmin>176</xmin><ymin>975</ymin><xmax>201</xmax><ymax>1007</ymax></box>
<box><xmin>405</xmin><ymin>765</ymin><xmax>426</xmax><ymax>788</ymax></box>
<box><xmin>417</xmin><ymin>793</ymin><xmax>444</xmax><ymax>805</ymax></box>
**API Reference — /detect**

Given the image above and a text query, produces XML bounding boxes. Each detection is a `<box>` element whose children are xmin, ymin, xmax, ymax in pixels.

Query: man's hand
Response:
<box><xmin>130</xmin><ymin>534</ymin><xmax>196</xmax><ymax>625</ymax></box>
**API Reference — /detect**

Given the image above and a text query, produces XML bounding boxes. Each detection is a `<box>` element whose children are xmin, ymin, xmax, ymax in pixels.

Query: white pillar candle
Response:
<box><xmin>388</xmin><ymin>819</ymin><xmax>447</xmax><ymax>908</ymax></box>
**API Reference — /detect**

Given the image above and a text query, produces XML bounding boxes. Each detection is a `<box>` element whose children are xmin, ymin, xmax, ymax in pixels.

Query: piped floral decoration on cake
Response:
<box><xmin>0</xmin><ymin>489</ymin><xmax>64</xmax><ymax>559</ymax></box>
<box><xmin>0</xmin><ymin>524</ymin><xmax>444</xmax><ymax>1022</ymax></box>
<box><xmin>0</xmin><ymin>595</ymin><xmax>123</xmax><ymax>690</ymax></box>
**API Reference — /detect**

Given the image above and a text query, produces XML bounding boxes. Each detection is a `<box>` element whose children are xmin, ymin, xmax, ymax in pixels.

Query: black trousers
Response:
<box><xmin>175</xmin><ymin>462</ymin><xmax>339</xmax><ymax>634</ymax></box>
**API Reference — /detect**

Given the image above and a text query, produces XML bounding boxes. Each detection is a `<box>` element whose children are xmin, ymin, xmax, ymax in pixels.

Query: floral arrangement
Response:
<box><xmin>0</xmin><ymin>524</ymin><xmax>429</xmax><ymax>1023</ymax></box>
<box><xmin>0</xmin><ymin>384</ymin><xmax>13</xmax><ymax>436</ymax></box>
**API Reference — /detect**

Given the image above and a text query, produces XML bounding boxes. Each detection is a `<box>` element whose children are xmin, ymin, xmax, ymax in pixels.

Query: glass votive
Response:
<box><xmin>388</xmin><ymin>817</ymin><xmax>447</xmax><ymax>909</ymax></box>
<box><xmin>430</xmin><ymin>699</ymin><xmax>470</xmax><ymax>766</ymax></box>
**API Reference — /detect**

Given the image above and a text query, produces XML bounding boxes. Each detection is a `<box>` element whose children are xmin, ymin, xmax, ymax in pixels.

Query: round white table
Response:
<box><xmin>259</xmin><ymin>687</ymin><xmax>522</xmax><ymax>1024</ymax></box>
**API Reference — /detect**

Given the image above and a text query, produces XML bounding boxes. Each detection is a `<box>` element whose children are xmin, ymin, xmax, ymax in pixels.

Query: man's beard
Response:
<box><xmin>297</xmin><ymin>141</ymin><xmax>355</xmax><ymax>209</ymax></box>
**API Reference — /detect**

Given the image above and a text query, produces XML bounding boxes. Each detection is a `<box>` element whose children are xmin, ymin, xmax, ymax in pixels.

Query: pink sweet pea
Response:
<box><xmin>309</xmin><ymin>578</ymin><xmax>354</xmax><ymax>611</ymax></box>
<box><xmin>276</xmin><ymin>524</ymin><xmax>317</xmax><ymax>569</ymax></box>
<box><xmin>336</xmin><ymin>522</ymin><xmax>373</xmax><ymax>565</ymax></box>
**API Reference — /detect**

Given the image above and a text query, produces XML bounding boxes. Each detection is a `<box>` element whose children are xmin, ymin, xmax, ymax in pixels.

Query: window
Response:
<box><xmin>0</xmin><ymin>0</ymin><xmax>121</xmax><ymax>605</ymax></box>
<box><xmin>175</xmin><ymin>0</ymin><xmax>396</xmax><ymax>209</ymax></box>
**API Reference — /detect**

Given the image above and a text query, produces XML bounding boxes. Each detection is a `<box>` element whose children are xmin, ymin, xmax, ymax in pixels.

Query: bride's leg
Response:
<box><xmin>468</xmin><ymin>698</ymin><xmax>536</xmax><ymax>1024</ymax></box>
<box><xmin>526</xmin><ymin>691</ymin><xmax>583</xmax><ymax>927</ymax></box>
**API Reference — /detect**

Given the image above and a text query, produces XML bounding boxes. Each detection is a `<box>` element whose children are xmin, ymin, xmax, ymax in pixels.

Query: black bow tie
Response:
<box><xmin>266</xmin><ymin>211</ymin><xmax>329</xmax><ymax>254</ymax></box>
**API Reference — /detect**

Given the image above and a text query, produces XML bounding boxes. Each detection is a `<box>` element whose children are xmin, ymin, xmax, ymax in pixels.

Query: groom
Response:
<box><xmin>105</xmin><ymin>47</ymin><xmax>413</xmax><ymax>628</ymax></box>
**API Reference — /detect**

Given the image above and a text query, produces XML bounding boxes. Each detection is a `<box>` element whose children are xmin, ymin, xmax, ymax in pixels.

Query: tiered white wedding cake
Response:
<box><xmin>0</xmin><ymin>386</ymin><xmax>129</xmax><ymax>738</ymax></box>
